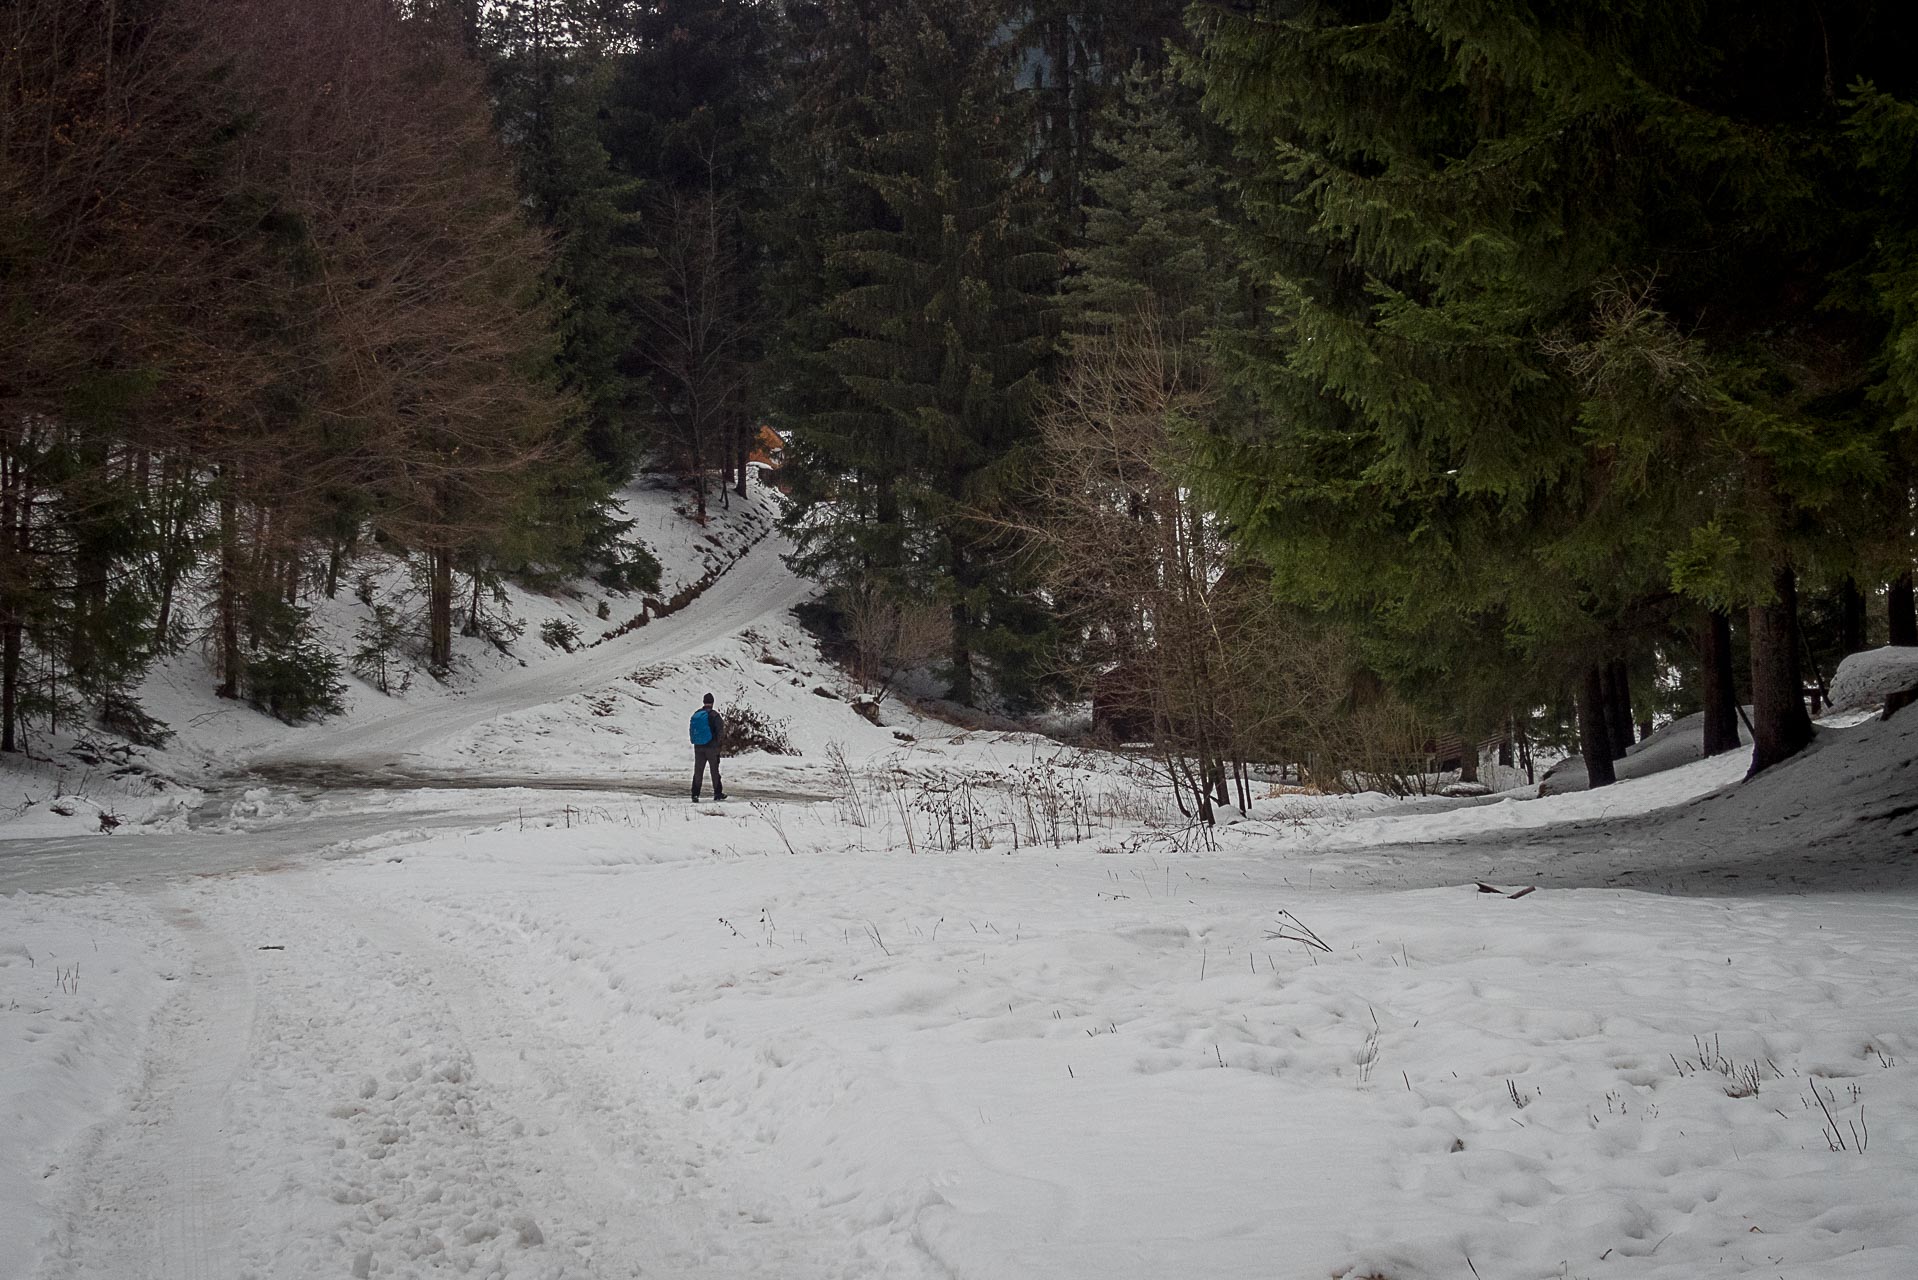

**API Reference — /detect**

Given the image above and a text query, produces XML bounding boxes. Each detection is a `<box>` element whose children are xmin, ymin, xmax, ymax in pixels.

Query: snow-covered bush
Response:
<box><xmin>244</xmin><ymin>636</ymin><xmax>345</xmax><ymax>724</ymax></box>
<box><xmin>1829</xmin><ymin>646</ymin><xmax>1918</xmax><ymax>712</ymax></box>
<box><xmin>539</xmin><ymin>619</ymin><xmax>582</xmax><ymax>653</ymax></box>
<box><xmin>723</xmin><ymin>699</ymin><xmax>794</xmax><ymax>756</ymax></box>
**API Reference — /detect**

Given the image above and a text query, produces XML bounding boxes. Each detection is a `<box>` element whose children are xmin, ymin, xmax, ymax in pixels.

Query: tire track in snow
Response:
<box><xmin>39</xmin><ymin>892</ymin><xmax>254</xmax><ymax>1280</ymax></box>
<box><xmin>281</xmin><ymin>870</ymin><xmax>879</xmax><ymax>1279</ymax></box>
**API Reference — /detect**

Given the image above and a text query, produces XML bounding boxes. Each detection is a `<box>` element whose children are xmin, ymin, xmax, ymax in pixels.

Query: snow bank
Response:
<box><xmin>1539</xmin><ymin>709</ymin><xmax>1750</xmax><ymax>795</ymax></box>
<box><xmin>1830</xmin><ymin>644</ymin><xmax>1918</xmax><ymax>712</ymax></box>
<box><xmin>1615</xmin><ymin>705</ymin><xmax>1918</xmax><ymax>890</ymax></box>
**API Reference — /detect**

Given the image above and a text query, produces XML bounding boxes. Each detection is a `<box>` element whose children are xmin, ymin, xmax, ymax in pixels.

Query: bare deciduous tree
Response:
<box><xmin>1031</xmin><ymin>313</ymin><xmax>1439</xmax><ymax>811</ymax></box>
<box><xmin>1029</xmin><ymin>313</ymin><xmax>1239</xmax><ymax>819</ymax></box>
<box><xmin>834</xmin><ymin>572</ymin><xmax>950</xmax><ymax>702</ymax></box>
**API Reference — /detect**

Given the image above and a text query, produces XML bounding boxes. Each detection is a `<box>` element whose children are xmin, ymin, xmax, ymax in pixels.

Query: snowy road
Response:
<box><xmin>14</xmin><ymin>795</ymin><xmax>1915</xmax><ymax>1280</ymax></box>
<box><xmin>7</xmin><ymin>518</ymin><xmax>1918</xmax><ymax>1278</ymax></box>
<box><xmin>43</xmin><ymin>890</ymin><xmax>255</xmax><ymax>1280</ymax></box>
<box><xmin>251</xmin><ymin>534</ymin><xmax>814</xmax><ymax>774</ymax></box>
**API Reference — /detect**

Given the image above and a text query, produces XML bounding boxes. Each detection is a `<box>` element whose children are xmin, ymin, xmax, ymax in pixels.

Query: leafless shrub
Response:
<box><xmin>1026</xmin><ymin>314</ymin><xmax>1435</xmax><ymax>812</ymax></box>
<box><xmin>834</xmin><ymin>575</ymin><xmax>951</xmax><ymax>702</ymax></box>
<box><xmin>1670</xmin><ymin>1034</ymin><xmax>1780</xmax><ymax>1099</ymax></box>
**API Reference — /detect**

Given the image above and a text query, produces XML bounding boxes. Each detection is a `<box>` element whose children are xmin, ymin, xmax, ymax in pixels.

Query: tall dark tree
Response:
<box><xmin>2</xmin><ymin>0</ymin><xmax>583</xmax><ymax>743</ymax></box>
<box><xmin>1699</xmin><ymin>610</ymin><xmax>1742</xmax><ymax>758</ymax></box>
<box><xmin>1019</xmin><ymin>0</ymin><xmax>1190</xmax><ymax>237</ymax></box>
<box><xmin>774</xmin><ymin>0</ymin><xmax>1060</xmax><ymax>707</ymax></box>
<box><xmin>1190</xmin><ymin>0</ymin><xmax>1918</xmax><ymax>778</ymax></box>
<box><xmin>604</xmin><ymin>0</ymin><xmax>775</xmax><ymax>505</ymax></box>
<box><xmin>1065</xmin><ymin>62</ymin><xmax>1232</xmax><ymax>344</ymax></box>
<box><xmin>484</xmin><ymin>0</ymin><xmax>653</xmax><ymax>481</ymax></box>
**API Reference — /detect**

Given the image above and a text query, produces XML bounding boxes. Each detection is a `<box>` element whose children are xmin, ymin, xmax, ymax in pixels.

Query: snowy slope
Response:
<box><xmin>1830</xmin><ymin>644</ymin><xmax>1918</xmax><ymax>712</ymax></box>
<box><xmin>1538</xmin><ymin>709</ymin><xmax>1751</xmax><ymax>796</ymax></box>
<box><xmin>0</xmin><ymin>473</ymin><xmax>800</xmax><ymax>834</ymax></box>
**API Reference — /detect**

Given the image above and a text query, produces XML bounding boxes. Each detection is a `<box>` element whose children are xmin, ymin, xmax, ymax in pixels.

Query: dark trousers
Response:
<box><xmin>692</xmin><ymin>744</ymin><xmax>723</xmax><ymax>798</ymax></box>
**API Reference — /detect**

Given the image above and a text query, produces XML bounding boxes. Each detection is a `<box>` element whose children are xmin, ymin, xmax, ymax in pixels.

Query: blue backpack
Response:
<box><xmin>690</xmin><ymin>707</ymin><xmax>715</xmax><ymax>746</ymax></box>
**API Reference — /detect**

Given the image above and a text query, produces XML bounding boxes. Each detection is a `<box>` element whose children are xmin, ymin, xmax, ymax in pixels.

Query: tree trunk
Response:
<box><xmin>429</xmin><ymin>545</ymin><xmax>454</xmax><ymax>672</ymax></box>
<box><xmin>1838</xmin><ymin>577</ymin><xmax>1868</xmax><ymax>657</ymax></box>
<box><xmin>242</xmin><ymin>503</ymin><xmax>268</xmax><ymax>648</ymax></box>
<box><xmin>1597</xmin><ymin>663</ymin><xmax>1621</xmax><ymax>760</ymax></box>
<box><xmin>1</xmin><ymin>444</ymin><xmax>22</xmax><ymax>752</ymax></box>
<box><xmin>1700</xmin><ymin>608</ymin><xmax>1740</xmax><ymax>756</ymax></box>
<box><xmin>216</xmin><ymin>482</ymin><xmax>241</xmax><ymax>700</ymax></box>
<box><xmin>1891</xmin><ymin>571</ymin><xmax>1917</xmax><ymax>647</ymax></box>
<box><xmin>1497</xmin><ymin>718</ymin><xmax>1513</xmax><ymax>768</ymax></box>
<box><xmin>1458</xmin><ymin>736</ymin><xmax>1479</xmax><ymax>784</ymax></box>
<box><xmin>735</xmin><ymin>424</ymin><xmax>749</xmax><ymax>498</ymax></box>
<box><xmin>68</xmin><ymin>440</ymin><xmax>111</xmax><ymax>694</ymax></box>
<box><xmin>946</xmin><ymin>531</ymin><xmax>975</xmax><ymax>706</ymax></box>
<box><xmin>1748</xmin><ymin>566</ymin><xmax>1814</xmax><ymax>775</ymax></box>
<box><xmin>1578</xmin><ymin>666</ymin><xmax>1617</xmax><ymax>788</ymax></box>
<box><xmin>947</xmin><ymin>597</ymin><xmax>973</xmax><ymax>706</ymax></box>
<box><xmin>689</xmin><ymin>415</ymin><xmax>709</xmax><ymax>525</ymax></box>
<box><xmin>1177</xmin><ymin>750</ymin><xmax>1213</xmax><ymax>825</ymax></box>
<box><xmin>153</xmin><ymin>457</ymin><xmax>186</xmax><ymax>651</ymax></box>
<box><xmin>0</xmin><ymin>610</ymin><xmax>17</xmax><ymax>753</ymax></box>
<box><xmin>463</xmin><ymin>570</ymin><xmax>483</xmax><ymax>638</ymax></box>
<box><xmin>1605</xmin><ymin>657</ymin><xmax>1635</xmax><ymax>758</ymax></box>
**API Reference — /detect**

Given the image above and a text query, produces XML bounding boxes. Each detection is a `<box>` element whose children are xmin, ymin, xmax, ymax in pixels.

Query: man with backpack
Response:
<box><xmin>690</xmin><ymin>693</ymin><xmax>726</xmax><ymax>801</ymax></box>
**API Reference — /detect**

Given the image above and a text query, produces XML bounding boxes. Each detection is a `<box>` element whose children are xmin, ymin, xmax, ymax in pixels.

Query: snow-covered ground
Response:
<box><xmin>4</xmin><ymin>500</ymin><xmax>1917</xmax><ymax>1279</ymax></box>
<box><xmin>1830</xmin><ymin>645</ymin><xmax>1918</xmax><ymax>713</ymax></box>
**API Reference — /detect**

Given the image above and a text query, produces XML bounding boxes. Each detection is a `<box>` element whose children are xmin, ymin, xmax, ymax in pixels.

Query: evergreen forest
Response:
<box><xmin>6</xmin><ymin>0</ymin><xmax>1917</xmax><ymax>813</ymax></box>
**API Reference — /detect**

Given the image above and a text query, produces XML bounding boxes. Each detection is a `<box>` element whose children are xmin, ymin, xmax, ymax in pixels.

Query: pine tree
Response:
<box><xmin>1189</xmin><ymin>0</ymin><xmax>1918</xmax><ymax>778</ymax></box>
<box><xmin>776</xmin><ymin>0</ymin><xmax>1061</xmax><ymax>707</ymax></box>
<box><xmin>603</xmin><ymin>0</ymin><xmax>776</xmax><ymax>511</ymax></box>
<box><xmin>1066</xmin><ymin>62</ymin><xmax>1232</xmax><ymax>344</ymax></box>
<box><xmin>1846</xmin><ymin>83</ymin><xmax>1918</xmax><ymax>647</ymax></box>
<box><xmin>484</xmin><ymin>1</ymin><xmax>653</xmax><ymax>482</ymax></box>
<box><xmin>1037</xmin><ymin>62</ymin><xmax>1252</xmax><ymax>812</ymax></box>
<box><xmin>1018</xmin><ymin>0</ymin><xmax>1190</xmax><ymax>240</ymax></box>
<box><xmin>2</xmin><ymin>0</ymin><xmax>603</xmax><ymax>741</ymax></box>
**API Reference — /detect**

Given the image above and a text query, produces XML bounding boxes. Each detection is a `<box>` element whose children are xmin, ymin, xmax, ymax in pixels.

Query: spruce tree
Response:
<box><xmin>1066</xmin><ymin>62</ymin><xmax>1232</xmax><ymax>344</ymax></box>
<box><xmin>484</xmin><ymin>2</ymin><xmax>653</xmax><ymax>482</ymax></box>
<box><xmin>604</xmin><ymin>0</ymin><xmax>775</xmax><ymax>511</ymax></box>
<box><xmin>1018</xmin><ymin>0</ymin><xmax>1191</xmax><ymax>239</ymax></box>
<box><xmin>1189</xmin><ymin>0</ymin><xmax>1918</xmax><ymax>777</ymax></box>
<box><xmin>1846</xmin><ymin>83</ymin><xmax>1918</xmax><ymax>645</ymax></box>
<box><xmin>776</xmin><ymin>0</ymin><xmax>1060</xmax><ymax>707</ymax></box>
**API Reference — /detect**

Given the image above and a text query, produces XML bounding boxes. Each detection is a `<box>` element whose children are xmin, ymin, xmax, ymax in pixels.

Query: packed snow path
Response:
<box><xmin>253</xmin><ymin>533</ymin><xmax>814</xmax><ymax>775</ymax></box>
<box><xmin>10</xmin><ymin>790</ymin><xmax>1916</xmax><ymax>1280</ymax></box>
